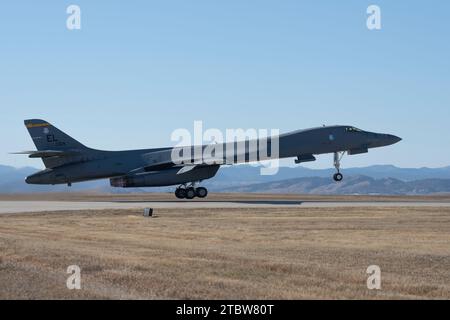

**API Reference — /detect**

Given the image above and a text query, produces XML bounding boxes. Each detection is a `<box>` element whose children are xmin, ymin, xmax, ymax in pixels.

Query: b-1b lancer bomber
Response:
<box><xmin>17</xmin><ymin>119</ymin><xmax>401</xmax><ymax>199</ymax></box>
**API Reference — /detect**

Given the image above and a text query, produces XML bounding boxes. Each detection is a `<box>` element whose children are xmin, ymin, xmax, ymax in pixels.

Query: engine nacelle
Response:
<box><xmin>110</xmin><ymin>165</ymin><xmax>220</xmax><ymax>188</ymax></box>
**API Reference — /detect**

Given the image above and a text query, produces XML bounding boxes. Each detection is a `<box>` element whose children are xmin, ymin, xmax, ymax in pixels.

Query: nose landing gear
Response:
<box><xmin>175</xmin><ymin>183</ymin><xmax>208</xmax><ymax>199</ymax></box>
<box><xmin>333</xmin><ymin>172</ymin><xmax>343</xmax><ymax>182</ymax></box>
<box><xmin>333</xmin><ymin>151</ymin><xmax>345</xmax><ymax>182</ymax></box>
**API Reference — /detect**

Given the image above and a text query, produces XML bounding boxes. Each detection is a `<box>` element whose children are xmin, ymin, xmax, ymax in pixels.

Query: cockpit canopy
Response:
<box><xmin>345</xmin><ymin>127</ymin><xmax>363</xmax><ymax>133</ymax></box>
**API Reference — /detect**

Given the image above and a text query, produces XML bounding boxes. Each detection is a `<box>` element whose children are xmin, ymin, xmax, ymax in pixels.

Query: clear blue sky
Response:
<box><xmin>1</xmin><ymin>1</ymin><xmax>449</xmax><ymax>169</ymax></box>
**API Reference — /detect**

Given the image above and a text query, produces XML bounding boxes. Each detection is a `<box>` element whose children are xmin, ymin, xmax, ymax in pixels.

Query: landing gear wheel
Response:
<box><xmin>195</xmin><ymin>187</ymin><xmax>208</xmax><ymax>198</ymax></box>
<box><xmin>333</xmin><ymin>152</ymin><xmax>345</xmax><ymax>182</ymax></box>
<box><xmin>185</xmin><ymin>187</ymin><xmax>196</xmax><ymax>199</ymax></box>
<box><xmin>175</xmin><ymin>188</ymin><xmax>187</xmax><ymax>199</ymax></box>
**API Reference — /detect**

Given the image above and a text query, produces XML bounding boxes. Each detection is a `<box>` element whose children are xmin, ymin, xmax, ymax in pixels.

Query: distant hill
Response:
<box><xmin>212</xmin><ymin>165</ymin><xmax>450</xmax><ymax>184</ymax></box>
<box><xmin>221</xmin><ymin>175</ymin><xmax>450</xmax><ymax>195</ymax></box>
<box><xmin>1</xmin><ymin>164</ymin><xmax>450</xmax><ymax>195</ymax></box>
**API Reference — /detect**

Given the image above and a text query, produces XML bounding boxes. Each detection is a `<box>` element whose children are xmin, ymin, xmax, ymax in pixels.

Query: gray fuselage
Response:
<box><xmin>25</xmin><ymin>125</ymin><xmax>401</xmax><ymax>186</ymax></box>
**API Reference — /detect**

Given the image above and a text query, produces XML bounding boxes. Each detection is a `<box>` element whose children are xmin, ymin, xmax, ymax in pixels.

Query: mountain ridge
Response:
<box><xmin>1</xmin><ymin>164</ymin><xmax>450</xmax><ymax>195</ymax></box>
<box><xmin>221</xmin><ymin>174</ymin><xmax>450</xmax><ymax>195</ymax></box>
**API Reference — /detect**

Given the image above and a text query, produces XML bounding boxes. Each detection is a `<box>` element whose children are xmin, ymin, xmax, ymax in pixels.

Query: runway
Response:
<box><xmin>1</xmin><ymin>199</ymin><xmax>450</xmax><ymax>214</ymax></box>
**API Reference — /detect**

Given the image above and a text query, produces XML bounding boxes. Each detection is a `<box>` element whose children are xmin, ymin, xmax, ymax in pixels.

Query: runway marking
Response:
<box><xmin>1</xmin><ymin>200</ymin><xmax>450</xmax><ymax>214</ymax></box>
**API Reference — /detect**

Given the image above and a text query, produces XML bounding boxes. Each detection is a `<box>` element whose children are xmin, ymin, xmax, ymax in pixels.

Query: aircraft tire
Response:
<box><xmin>195</xmin><ymin>187</ymin><xmax>208</xmax><ymax>198</ymax></box>
<box><xmin>185</xmin><ymin>187</ymin><xmax>196</xmax><ymax>199</ymax></box>
<box><xmin>175</xmin><ymin>188</ymin><xmax>187</xmax><ymax>199</ymax></box>
<box><xmin>333</xmin><ymin>173</ymin><xmax>343</xmax><ymax>182</ymax></box>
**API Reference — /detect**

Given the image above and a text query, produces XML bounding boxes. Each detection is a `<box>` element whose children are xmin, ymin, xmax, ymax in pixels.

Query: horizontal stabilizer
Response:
<box><xmin>11</xmin><ymin>150</ymin><xmax>81</xmax><ymax>158</ymax></box>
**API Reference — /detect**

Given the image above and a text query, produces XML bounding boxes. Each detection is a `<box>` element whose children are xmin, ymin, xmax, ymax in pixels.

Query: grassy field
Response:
<box><xmin>1</xmin><ymin>205</ymin><xmax>450</xmax><ymax>299</ymax></box>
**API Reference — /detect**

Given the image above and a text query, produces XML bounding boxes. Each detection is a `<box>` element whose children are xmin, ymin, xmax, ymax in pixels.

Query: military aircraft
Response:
<box><xmin>17</xmin><ymin>119</ymin><xmax>401</xmax><ymax>199</ymax></box>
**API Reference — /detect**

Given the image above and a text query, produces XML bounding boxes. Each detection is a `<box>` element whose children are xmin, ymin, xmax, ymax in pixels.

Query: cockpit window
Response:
<box><xmin>345</xmin><ymin>127</ymin><xmax>362</xmax><ymax>133</ymax></box>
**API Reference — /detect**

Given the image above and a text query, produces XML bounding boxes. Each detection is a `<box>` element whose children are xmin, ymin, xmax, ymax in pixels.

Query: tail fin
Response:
<box><xmin>24</xmin><ymin>119</ymin><xmax>90</xmax><ymax>168</ymax></box>
<box><xmin>24</xmin><ymin>119</ymin><xmax>88</xmax><ymax>151</ymax></box>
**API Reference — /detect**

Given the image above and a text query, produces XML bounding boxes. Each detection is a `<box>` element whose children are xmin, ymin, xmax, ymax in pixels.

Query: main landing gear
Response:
<box><xmin>175</xmin><ymin>183</ymin><xmax>208</xmax><ymax>199</ymax></box>
<box><xmin>333</xmin><ymin>151</ymin><xmax>345</xmax><ymax>182</ymax></box>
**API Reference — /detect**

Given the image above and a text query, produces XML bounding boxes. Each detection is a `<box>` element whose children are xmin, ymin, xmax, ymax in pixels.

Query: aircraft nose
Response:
<box><xmin>388</xmin><ymin>134</ymin><xmax>402</xmax><ymax>144</ymax></box>
<box><xmin>379</xmin><ymin>134</ymin><xmax>401</xmax><ymax>146</ymax></box>
<box><xmin>368</xmin><ymin>133</ymin><xmax>402</xmax><ymax>147</ymax></box>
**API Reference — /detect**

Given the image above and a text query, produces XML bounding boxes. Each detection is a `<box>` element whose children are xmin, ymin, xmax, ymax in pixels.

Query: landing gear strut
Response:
<box><xmin>174</xmin><ymin>182</ymin><xmax>208</xmax><ymax>199</ymax></box>
<box><xmin>333</xmin><ymin>151</ymin><xmax>345</xmax><ymax>182</ymax></box>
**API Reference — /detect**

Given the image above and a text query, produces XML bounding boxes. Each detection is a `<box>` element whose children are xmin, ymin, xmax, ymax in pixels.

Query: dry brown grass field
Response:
<box><xmin>1</xmin><ymin>202</ymin><xmax>450</xmax><ymax>299</ymax></box>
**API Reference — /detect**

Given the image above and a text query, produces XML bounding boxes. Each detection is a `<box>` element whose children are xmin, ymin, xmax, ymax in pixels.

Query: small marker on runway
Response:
<box><xmin>143</xmin><ymin>208</ymin><xmax>153</xmax><ymax>217</ymax></box>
